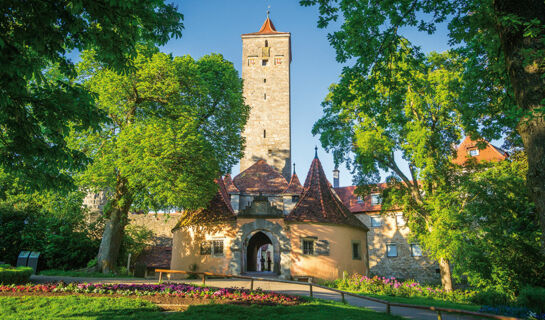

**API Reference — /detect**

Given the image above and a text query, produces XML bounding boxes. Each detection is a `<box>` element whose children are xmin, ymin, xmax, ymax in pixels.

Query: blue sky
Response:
<box><xmin>160</xmin><ymin>0</ymin><xmax>452</xmax><ymax>186</ymax></box>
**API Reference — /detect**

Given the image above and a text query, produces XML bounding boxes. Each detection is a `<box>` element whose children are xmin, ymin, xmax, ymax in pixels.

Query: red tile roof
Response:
<box><xmin>242</xmin><ymin>16</ymin><xmax>289</xmax><ymax>36</ymax></box>
<box><xmin>334</xmin><ymin>184</ymin><xmax>388</xmax><ymax>213</ymax></box>
<box><xmin>453</xmin><ymin>136</ymin><xmax>508</xmax><ymax>165</ymax></box>
<box><xmin>233</xmin><ymin>159</ymin><xmax>288</xmax><ymax>194</ymax></box>
<box><xmin>136</xmin><ymin>246</ymin><xmax>171</xmax><ymax>268</ymax></box>
<box><xmin>223</xmin><ymin>174</ymin><xmax>239</xmax><ymax>193</ymax></box>
<box><xmin>174</xmin><ymin>178</ymin><xmax>235</xmax><ymax>228</ymax></box>
<box><xmin>286</xmin><ymin>157</ymin><xmax>368</xmax><ymax>231</ymax></box>
<box><xmin>282</xmin><ymin>172</ymin><xmax>304</xmax><ymax>195</ymax></box>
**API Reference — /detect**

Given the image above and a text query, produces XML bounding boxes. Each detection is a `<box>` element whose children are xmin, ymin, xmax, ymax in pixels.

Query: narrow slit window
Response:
<box><xmin>264</xmin><ymin>78</ymin><xmax>267</xmax><ymax>83</ymax></box>
<box><xmin>263</xmin><ymin>130</ymin><xmax>266</xmax><ymax>138</ymax></box>
<box><xmin>264</xmin><ymin>93</ymin><xmax>266</xmax><ymax>100</ymax></box>
<box><xmin>265</xmin><ymin>40</ymin><xmax>268</xmax><ymax>47</ymax></box>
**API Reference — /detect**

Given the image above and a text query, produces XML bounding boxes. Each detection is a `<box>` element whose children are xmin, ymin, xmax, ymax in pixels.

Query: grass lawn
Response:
<box><xmin>357</xmin><ymin>293</ymin><xmax>480</xmax><ymax>312</ymax></box>
<box><xmin>39</xmin><ymin>270</ymin><xmax>137</xmax><ymax>278</ymax></box>
<box><xmin>0</xmin><ymin>295</ymin><xmax>404</xmax><ymax>320</ymax></box>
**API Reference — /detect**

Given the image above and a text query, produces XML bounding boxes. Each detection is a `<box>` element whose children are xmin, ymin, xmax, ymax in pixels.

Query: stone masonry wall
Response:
<box><xmin>356</xmin><ymin>212</ymin><xmax>440</xmax><ymax>284</ymax></box>
<box><xmin>240</xmin><ymin>33</ymin><xmax>291</xmax><ymax>180</ymax></box>
<box><xmin>128</xmin><ymin>213</ymin><xmax>182</xmax><ymax>247</ymax></box>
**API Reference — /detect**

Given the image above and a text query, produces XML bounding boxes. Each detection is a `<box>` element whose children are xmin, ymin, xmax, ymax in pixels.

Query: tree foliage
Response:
<box><xmin>450</xmin><ymin>154</ymin><xmax>544</xmax><ymax>295</ymax></box>
<box><xmin>313</xmin><ymin>50</ymin><xmax>463</xmax><ymax>289</ymax></box>
<box><xmin>0</xmin><ymin>0</ymin><xmax>184</xmax><ymax>191</ymax></box>
<box><xmin>301</xmin><ymin>0</ymin><xmax>545</xmax><ymax>254</ymax></box>
<box><xmin>72</xmin><ymin>46</ymin><xmax>249</xmax><ymax>272</ymax></box>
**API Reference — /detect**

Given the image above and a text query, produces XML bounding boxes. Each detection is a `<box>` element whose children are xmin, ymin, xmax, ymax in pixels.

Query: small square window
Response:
<box><xmin>303</xmin><ymin>239</ymin><xmax>314</xmax><ymax>255</ymax></box>
<box><xmin>200</xmin><ymin>241</ymin><xmax>211</xmax><ymax>255</ymax></box>
<box><xmin>356</xmin><ymin>196</ymin><xmax>364</xmax><ymax>204</ymax></box>
<box><xmin>387</xmin><ymin>244</ymin><xmax>398</xmax><ymax>257</ymax></box>
<box><xmin>212</xmin><ymin>240</ymin><xmax>224</xmax><ymax>256</ymax></box>
<box><xmin>292</xmin><ymin>195</ymin><xmax>299</xmax><ymax>202</ymax></box>
<box><xmin>247</xmin><ymin>58</ymin><xmax>256</xmax><ymax>66</ymax></box>
<box><xmin>275</xmin><ymin>57</ymin><xmax>283</xmax><ymax>65</ymax></box>
<box><xmin>262</xmin><ymin>60</ymin><xmax>268</xmax><ymax>66</ymax></box>
<box><xmin>411</xmin><ymin>244</ymin><xmax>422</xmax><ymax>257</ymax></box>
<box><xmin>396</xmin><ymin>214</ymin><xmax>406</xmax><ymax>227</ymax></box>
<box><xmin>370</xmin><ymin>216</ymin><xmax>382</xmax><ymax>227</ymax></box>
<box><xmin>371</xmin><ymin>194</ymin><xmax>382</xmax><ymax>205</ymax></box>
<box><xmin>469</xmin><ymin>149</ymin><xmax>479</xmax><ymax>156</ymax></box>
<box><xmin>352</xmin><ymin>242</ymin><xmax>361</xmax><ymax>260</ymax></box>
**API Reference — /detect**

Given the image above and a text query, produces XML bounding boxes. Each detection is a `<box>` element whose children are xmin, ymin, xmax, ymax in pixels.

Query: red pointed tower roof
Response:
<box><xmin>233</xmin><ymin>160</ymin><xmax>288</xmax><ymax>194</ymax></box>
<box><xmin>286</xmin><ymin>152</ymin><xmax>368</xmax><ymax>231</ymax></box>
<box><xmin>223</xmin><ymin>174</ymin><xmax>239</xmax><ymax>193</ymax></box>
<box><xmin>242</xmin><ymin>14</ymin><xmax>290</xmax><ymax>36</ymax></box>
<box><xmin>174</xmin><ymin>178</ymin><xmax>235</xmax><ymax>229</ymax></box>
<box><xmin>282</xmin><ymin>166</ymin><xmax>304</xmax><ymax>195</ymax></box>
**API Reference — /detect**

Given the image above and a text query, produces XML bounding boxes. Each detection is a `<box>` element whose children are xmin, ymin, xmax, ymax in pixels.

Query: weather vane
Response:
<box><xmin>267</xmin><ymin>4</ymin><xmax>271</xmax><ymax>17</ymax></box>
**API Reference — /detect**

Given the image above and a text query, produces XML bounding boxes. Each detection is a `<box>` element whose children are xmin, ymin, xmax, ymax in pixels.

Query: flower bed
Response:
<box><xmin>334</xmin><ymin>273</ymin><xmax>475</xmax><ymax>304</ymax></box>
<box><xmin>0</xmin><ymin>282</ymin><xmax>301</xmax><ymax>306</ymax></box>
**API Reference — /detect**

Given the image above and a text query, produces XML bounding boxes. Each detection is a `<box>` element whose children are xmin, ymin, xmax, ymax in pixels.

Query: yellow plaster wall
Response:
<box><xmin>289</xmin><ymin>223</ymin><xmax>368</xmax><ymax>280</ymax></box>
<box><xmin>170</xmin><ymin>223</ymin><xmax>237</xmax><ymax>274</ymax></box>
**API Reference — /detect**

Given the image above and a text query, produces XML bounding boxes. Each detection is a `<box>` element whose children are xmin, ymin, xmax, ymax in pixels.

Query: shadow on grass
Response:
<box><xmin>0</xmin><ymin>296</ymin><xmax>404</xmax><ymax>320</ymax></box>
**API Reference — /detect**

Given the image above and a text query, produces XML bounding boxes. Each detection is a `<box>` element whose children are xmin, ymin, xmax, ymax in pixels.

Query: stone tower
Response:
<box><xmin>240</xmin><ymin>14</ymin><xmax>291</xmax><ymax>180</ymax></box>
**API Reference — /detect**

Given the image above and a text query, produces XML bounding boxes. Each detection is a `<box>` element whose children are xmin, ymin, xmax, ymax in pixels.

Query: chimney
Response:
<box><xmin>333</xmin><ymin>167</ymin><xmax>340</xmax><ymax>188</ymax></box>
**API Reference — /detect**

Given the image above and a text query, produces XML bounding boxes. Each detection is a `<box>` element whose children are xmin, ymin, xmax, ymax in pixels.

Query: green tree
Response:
<box><xmin>450</xmin><ymin>153</ymin><xmax>544</xmax><ymax>295</ymax></box>
<box><xmin>300</xmin><ymin>0</ymin><xmax>545</xmax><ymax>255</ymax></box>
<box><xmin>0</xmin><ymin>0</ymin><xmax>183</xmax><ymax>191</ymax></box>
<box><xmin>313</xmin><ymin>50</ymin><xmax>463</xmax><ymax>290</ymax></box>
<box><xmin>72</xmin><ymin>46</ymin><xmax>249</xmax><ymax>272</ymax></box>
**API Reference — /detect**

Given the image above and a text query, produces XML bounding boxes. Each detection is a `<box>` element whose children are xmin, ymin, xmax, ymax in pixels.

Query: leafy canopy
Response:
<box><xmin>72</xmin><ymin>46</ymin><xmax>249</xmax><ymax>212</ymax></box>
<box><xmin>0</xmin><ymin>0</ymin><xmax>184</xmax><ymax>191</ymax></box>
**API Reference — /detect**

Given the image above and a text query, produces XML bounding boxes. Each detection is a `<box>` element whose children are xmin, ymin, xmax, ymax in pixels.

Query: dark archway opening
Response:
<box><xmin>246</xmin><ymin>231</ymin><xmax>273</xmax><ymax>272</ymax></box>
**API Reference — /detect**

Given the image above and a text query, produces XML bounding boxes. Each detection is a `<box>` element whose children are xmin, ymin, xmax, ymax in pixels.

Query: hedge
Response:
<box><xmin>0</xmin><ymin>265</ymin><xmax>33</xmax><ymax>284</ymax></box>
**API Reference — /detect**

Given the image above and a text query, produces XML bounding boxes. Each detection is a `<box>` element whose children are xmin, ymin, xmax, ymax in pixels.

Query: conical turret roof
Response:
<box><xmin>282</xmin><ymin>172</ymin><xmax>304</xmax><ymax>195</ymax></box>
<box><xmin>286</xmin><ymin>156</ymin><xmax>368</xmax><ymax>231</ymax></box>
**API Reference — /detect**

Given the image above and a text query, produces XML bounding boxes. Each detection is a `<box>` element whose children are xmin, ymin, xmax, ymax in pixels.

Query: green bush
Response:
<box><xmin>0</xmin><ymin>265</ymin><xmax>33</xmax><ymax>284</ymax></box>
<box><xmin>517</xmin><ymin>286</ymin><xmax>545</xmax><ymax>313</ymax></box>
<box><xmin>0</xmin><ymin>195</ymin><xmax>101</xmax><ymax>270</ymax></box>
<box><xmin>469</xmin><ymin>288</ymin><xmax>512</xmax><ymax>306</ymax></box>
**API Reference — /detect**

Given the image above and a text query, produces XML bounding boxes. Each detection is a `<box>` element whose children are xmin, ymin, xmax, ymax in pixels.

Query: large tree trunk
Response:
<box><xmin>96</xmin><ymin>175</ymin><xmax>133</xmax><ymax>273</ymax></box>
<box><xmin>494</xmin><ymin>0</ymin><xmax>545</xmax><ymax>255</ymax></box>
<box><xmin>439</xmin><ymin>258</ymin><xmax>453</xmax><ymax>291</ymax></box>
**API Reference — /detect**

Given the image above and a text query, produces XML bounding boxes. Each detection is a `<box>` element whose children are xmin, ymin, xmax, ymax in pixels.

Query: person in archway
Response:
<box><xmin>267</xmin><ymin>252</ymin><xmax>272</xmax><ymax>272</ymax></box>
<box><xmin>260</xmin><ymin>254</ymin><xmax>265</xmax><ymax>272</ymax></box>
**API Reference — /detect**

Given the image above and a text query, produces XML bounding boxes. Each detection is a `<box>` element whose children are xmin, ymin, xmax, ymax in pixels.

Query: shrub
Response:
<box><xmin>469</xmin><ymin>288</ymin><xmax>512</xmax><ymax>306</ymax></box>
<box><xmin>518</xmin><ymin>286</ymin><xmax>545</xmax><ymax>314</ymax></box>
<box><xmin>0</xmin><ymin>265</ymin><xmax>33</xmax><ymax>284</ymax></box>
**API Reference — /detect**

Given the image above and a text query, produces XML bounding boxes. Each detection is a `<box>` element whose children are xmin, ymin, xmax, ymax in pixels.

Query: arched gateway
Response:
<box><xmin>246</xmin><ymin>231</ymin><xmax>273</xmax><ymax>272</ymax></box>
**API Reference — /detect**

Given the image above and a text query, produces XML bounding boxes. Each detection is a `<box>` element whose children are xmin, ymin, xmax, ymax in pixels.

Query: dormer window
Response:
<box><xmin>371</xmin><ymin>194</ymin><xmax>381</xmax><ymax>205</ymax></box>
<box><xmin>469</xmin><ymin>149</ymin><xmax>479</xmax><ymax>156</ymax></box>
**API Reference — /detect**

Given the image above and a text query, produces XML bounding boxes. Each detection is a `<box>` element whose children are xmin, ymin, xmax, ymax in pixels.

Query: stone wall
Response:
<box><xmin>240</xmin><ymin>33</ymin><xmax>291</xmax><ymax>180</ymax></box>
<box><xmin>355</xmin><ymin>212</ymin><xmax>440</xmax><ymax>284</ymax></box>
<box><xmin>128</xmin><ymin>213</ymin><xmax>182</xmax><ymax>246</ymax></box>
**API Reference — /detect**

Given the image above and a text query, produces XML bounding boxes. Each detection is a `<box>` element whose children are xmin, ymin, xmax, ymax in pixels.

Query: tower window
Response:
<box><xmin>262</xmin><ymin>60</ymin><xmax>268</xmax><ymax>66</ymax></box>
<box><xmin>264</xmin><ymin>78</ymin><xmax>266</xmax><ymax>83</ymax></box>
<box><xmin>264</xmin><ymin>93</ymin><xmax>266</xmax><ymax>100</ymax></box>
<box><xmin>263</xmin><ymin>130</ymin><xmax>266</xmax><ymax>138</ymax></box>
<box><xmin>265</xmin><ymin>40</ymin><xmax>268</xmax><ymax>47</ymax></box>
